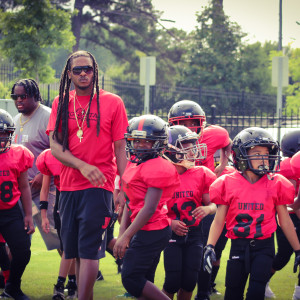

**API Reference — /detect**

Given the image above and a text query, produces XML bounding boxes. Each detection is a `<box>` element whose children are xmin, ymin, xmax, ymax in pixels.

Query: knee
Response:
<box><xmin>163</xmin><ymin>272</ymin><xmax>181</xmax><ymax>294</ymax></box>
<box><xmin>122</xmin><ymin>273</ymin><xmax>145</xmax><ymax>298</ymax></box>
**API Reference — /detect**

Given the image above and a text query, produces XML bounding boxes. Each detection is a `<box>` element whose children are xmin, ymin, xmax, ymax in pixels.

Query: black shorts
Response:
<box><xmin>59</xmin><ymin>188</ymin><xmax>112</xmax><ymax>259</ymax></box>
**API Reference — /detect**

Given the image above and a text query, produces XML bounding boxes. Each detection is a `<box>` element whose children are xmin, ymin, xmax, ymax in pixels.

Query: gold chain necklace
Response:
<box><xmin>75</xmin><ymin>93</ymin><xmax>89</xmax><ymax>115</ymax></box>
<box><xmin>73</xmin><ymin>92</ymin><xmax>90</xmax><ymax>142</ymax></box>
<box><xmin>19</xmin><ymin>103</ymin><xmax>41</xmax><ymax>132</ymax></box>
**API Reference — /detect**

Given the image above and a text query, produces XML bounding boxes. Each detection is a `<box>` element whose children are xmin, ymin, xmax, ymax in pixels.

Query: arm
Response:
<box><xmin>192</xmin><ymin>193</ymin><xmax>217</xmax><ymax>221</ymax></box>
<box><xmin>207</xmin><ymin>204</ymin><xmax>228</xmax><ymax>246</ymax></box>
<box><xmin>214</xmin><ymin>140</ymin><xmax>232</xmax><ymax>177</ymax></box>
<box><xmin>40</xmin><ymin>175</ymin><xmax>51</xmax><ymax>234</ymax></box>
<box><xmin>113</xmin><ymin>187</ymin><xmax>163</xmax><ymax>259</ymax></box>
<box><xmin>49</xmin><ymin>131</ymin><xmax>106</xmax><ymax>187</ymax></box>
<box><xmin>30</xmin><ymin>172</ymin><xmax>43</xmax><ymax>191</ymax></box>
<box><xmin>114</xmin><ymin>139</ymin><xmax>128</xmax><ymax>215</ymax></box>
<box><xmin>18</xmin><ymin>171</ymin><xmax>35</xmax><ymax>234</ymax></box>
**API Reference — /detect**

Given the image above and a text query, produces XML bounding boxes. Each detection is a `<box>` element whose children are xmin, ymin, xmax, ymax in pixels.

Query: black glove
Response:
<box><xmin>203</xmin><ymin>244</ymin><xmax>216</xmax><ymax>274</ymax></box>
<box><xmin>294</xmin><ymin>250</ymin><xmax>300</xmax><ymax>273</ymax></box>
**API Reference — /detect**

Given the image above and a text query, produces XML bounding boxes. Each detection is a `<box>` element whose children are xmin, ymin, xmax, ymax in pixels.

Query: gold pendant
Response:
<box><xmin>77</xmin><ymin>129</ymin><xmax>83</xmax><ymax>142</ymax></box>
<box><xmin>81</xmin><ymin>109</ymin><xmax>85</xmax><ymax>115</ymax></box>
<box><xmin>20</xmin><ymin>127</ymin><xmax>23</xmax><ymax>132</ymax></box>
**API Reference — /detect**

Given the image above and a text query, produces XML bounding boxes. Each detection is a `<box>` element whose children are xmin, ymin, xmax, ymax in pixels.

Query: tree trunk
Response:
<box><xmin>72</xmin><ymin>0</ymin><xmax>84</xmax><ymax>52</ymax></box>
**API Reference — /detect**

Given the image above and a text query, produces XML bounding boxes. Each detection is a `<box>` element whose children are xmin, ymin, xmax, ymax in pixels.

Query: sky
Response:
<box><xmin>151</xmin><ymin>0</ymin><xmax>300</xmax><ymax>49</ymax></box>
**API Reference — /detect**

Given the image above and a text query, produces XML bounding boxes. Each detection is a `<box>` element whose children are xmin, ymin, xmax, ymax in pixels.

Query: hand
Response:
<box><xmin>171</xmin><ymin>220</ymin><xmax>188</xmax><ymax>236</ymax></box>
<box><xmin>214</xmin><ymin>164</ymin><xmax>225</xmax><ymax>177</ymax></box>
<box><xmin>203</xmin><ymin>244</ymin><xmax>216</xmax><ymax>274</ymax></box>
<box><xmin>192</xmin><ymin>206</ymin><xmax>210</xmax><ymax>220</ymax></box>
<box><xmin>24</xmin><ymin>216</ymin><xmax>35</xmax><ymax>235</ymax></box>
<box><xmin>294</xmin><ymin>250</ymin><xmax>300</xmax><ymax>273</ymax></box>
<box><xmin>30</xmin><ymin>173</ymin><xmax>43</xmax><ymax>191</ymax></box>
<box><xmin>79</xmin><ymin>163</ymin><xmax>106</xmax><ymax>187</ymax></box>
<box><xmin>113</xmin><ymin>234</ymin><xmax>130</xmax><ymax>259</ymax></box>
<box><xmin>114</xmin><ymin>190</ymin><xmax>125</xmax><ymax>220</ymax></box>
<box><xmin>41</xmin><ymin>217</ymin><xmax>50</xmax><ymax>233</ymax></box>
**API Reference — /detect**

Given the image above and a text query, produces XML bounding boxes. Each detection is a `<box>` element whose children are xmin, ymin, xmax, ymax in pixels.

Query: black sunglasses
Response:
<box><xmin>11</xmin><ymin>94</ymin><xmax>27</xmax><ymax>100</ymax></box>
<box><xmin>72</xmin><ymin>65</ymin><xmax>94</xmax><ymax>75</ymax></box>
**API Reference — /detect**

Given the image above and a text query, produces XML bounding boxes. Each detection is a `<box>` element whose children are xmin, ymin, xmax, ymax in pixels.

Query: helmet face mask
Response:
<box><xmin>0</xmin><ymin>109</ymin><xmax>15</xmax><ymax>154</ymax></box>
<box><xmin>164</xmin><ymin>125</ymin><xmax>207</xmax><ymax>169</ymax></box>
<box><xmin>168</xmin><ymin>100</ymin><xmax>206</xmax><ymax>138</ymax></box>
<box><xmin>125</xmin><ymin>115</ymin><xmax>168</xmax><ymax>163</ymax></box>
<box><xmin>232</xmin><ymin>127</ymin><xmax>280</xmax><ymax>176</ymax></box>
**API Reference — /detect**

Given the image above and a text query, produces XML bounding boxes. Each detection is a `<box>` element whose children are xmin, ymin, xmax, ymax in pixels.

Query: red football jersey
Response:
<box><xmin>122</xmin><ymin>157</ymin><xmax>180</xmax><ymax>231</ymax></box>
<box><xmin>197</xmin><ymin>125</ymin><xmax>230</xmax><ymax>171</ymax></box>
<box><xmin>279</xmin><ymin>157</ymin><xmax>299</xmax><ymax>195</ymax></box>
<box><xmin>210</xmin><ymin>171</ymin><xmax>295</xmax><ymax>240</ymax></box>
<box><xmin>0</xmin><ymin>145</ymin><xmax>34</xmax><ymax>210</ymax></box>
<box><xmin>47</xmin><ymin>90</ymin><xmax>128</xmax><ymax>192</ymax></box>
<box><xmin>291</xmin><ymin>151</ymin><xmax>300</xmax><ymax>179</ymax></box>
<box><xmin>167</xmin><ymin>166</ymin><xmax>216</xmax><ymax>227</ymax></box>
<box><xmin>36</xmin><ymin>149</ymin><xmax>62</xmax><ymax>191</ymax></box>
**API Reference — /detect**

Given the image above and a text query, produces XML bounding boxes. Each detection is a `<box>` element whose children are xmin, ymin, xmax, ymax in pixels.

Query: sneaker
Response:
<box><xmin>265</xmin><ymin>281</ymin><xmax>275</xmax><ymax>298</ymax></box>
<box><xmin>52</xmin><ymin>283</ymin><xmax>65</xmax><ymax>300</ymax></box>
<box><xmin>96</xmin><ymin>270</ymin><xmax>104</xmax><ymax>281</ymax></box>
<box><xmin>65</xmin><ymin>281</ymin><xmax>77</xmax><ymax>299</ymax></box>
<box><xmin>0</xmin><ymin>285</ymin><xmax>29</xmax><ymax>300</ymax></box>
<box><xmin>293</xmin><ymin>285</ymin><xmax>300</xmax><ymax>300</ymax></box>
<box><xmin>210</xmin><ymin>283</ymin><xmax>221</xmax><ymax>295</ymax></box>
<box><xmin>116</xmin><ymin>292</ymin><xmax>135</xmax><ymax>298</ymax></box>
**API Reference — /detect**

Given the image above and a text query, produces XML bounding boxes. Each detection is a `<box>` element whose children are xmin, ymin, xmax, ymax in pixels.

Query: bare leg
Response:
<box><xmin>58</xmin><ymin>252</ymin><xmax>74</xmax><ymax>277</ymax></box>
<box><xmin>77</xmin><ymin>258</ymin><xmax>98</xmax><ymax>300</ymax></box>
<box><xmin>177</xmin><ymin>288</ymin><xmax>192</xmax><ymax>300</ymax></box>
<box><xmin>138</xmin><ymin>281</ymin><xmax>170</xmax><ymax>300</ymax></box>
<box><xmin>162</xmin><ymin>288</ymin><xmax>174</xmax><ymax>299</ymax></box>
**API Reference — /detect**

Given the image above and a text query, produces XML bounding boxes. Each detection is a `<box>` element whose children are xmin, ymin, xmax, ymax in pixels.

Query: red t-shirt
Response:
<box><xmin>36</xmin><ymin>149</ymin><xmax>62</xmax><ymax>191</ymax></box>
<box><xmin>122</xmin><ymin>157</ymin><xmax>180</xmax><ymax>231</ymax></box>
<box><xmin>47</xmin><ymin>90</ymin><xmax>128</xmax><ymax>192</ymax></box>
<box><xmin>197</xmin><ymin>125</ymin><xmax>230</xmax><ymax>171</ymax></box>
<box><xmin>167</xmin><ymin>166</ymin><xmax>216</xmax><ymax>227</ymax></box>
<box><xmin>291</xmin><ymin>151</ymin><xmax>300</xmax><ymax>179</ymax></box>
<box><xmin>210</xmin><ymin>171</ymin><xmax>295</xmax><ymax>240</ymax></box>
<box><xmin>0</xmin><ymin>144</ymin><xmax>34</xmax><ymax>210</ymax></box>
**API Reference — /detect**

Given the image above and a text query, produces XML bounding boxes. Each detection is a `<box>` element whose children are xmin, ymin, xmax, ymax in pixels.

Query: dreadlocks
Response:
<box><xmin>11</xmin><ymin>79</ymin><xmax>43</xmax><ymax>103</ymax></box>
<box><xmin>53</xmin><ymin>50</ymin><xmax>100</xmax><ymax>151</ymax></box>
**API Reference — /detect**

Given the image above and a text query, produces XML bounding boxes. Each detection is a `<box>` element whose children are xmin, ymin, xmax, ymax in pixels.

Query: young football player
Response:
<box><xmin>113</xmin><ymin>115</ymin><xmax>180</xmax><ymax>300</ymax></box>
<box><xmin>264</xmin><ymin>130</ymin><xmax>300</xmax><ymax>299</ymax></box>
<box><xmin>36</xmin><ymin>149</ymin><xmax>77</xmax><ymax>300</ymax></box>
<box><xmin>203</xmin><ymin>127</ymin><xmax>300</xmax><ymax>300</ymax></box>
<box><xmin>168</xmin><ymin>100</ymin><xmax>232</xmax><ymax>299</ymax></box>
<box><xmin>0</xmin><ymin>109</ymin><xmax>35</xmax><ymax>299</ymax></box>
<box><xmin>162</xmin><ymin>125</ymin><xmax>217</xmax><ymax>300</ymax></box>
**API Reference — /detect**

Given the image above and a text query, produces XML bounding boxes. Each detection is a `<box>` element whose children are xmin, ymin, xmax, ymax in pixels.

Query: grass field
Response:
<box><xmin>15</xmin><ymin>228</ymin><xmax>299</xmax><ymax>299</ymax></box>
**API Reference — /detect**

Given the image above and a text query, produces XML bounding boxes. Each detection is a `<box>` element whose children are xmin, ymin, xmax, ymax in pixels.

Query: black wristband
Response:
<box><xmin>39</xmin><ymin>201</ymin><xmax>48</xmax><ymax>210</ymax></box>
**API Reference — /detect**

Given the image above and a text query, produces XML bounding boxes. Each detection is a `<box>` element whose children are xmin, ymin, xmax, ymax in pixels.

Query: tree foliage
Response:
<box><xmin>0</xmin><ymin>0</ymin><xmax>75</xmax><ymax>82</ymax></box>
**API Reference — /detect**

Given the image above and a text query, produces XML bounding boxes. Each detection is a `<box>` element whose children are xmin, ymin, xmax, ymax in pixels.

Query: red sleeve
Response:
<box><xmin>36</xmin><ymin>149</ymin><xmax>52</xmax><ymax>176</ymax></box>
<box><xmin>209</xmin><ymin>176</ymin><xmax>227</xmax><ymax>205</ymax></box>
<box><xmin>279</xmin><ymin>158</ymin><xmax>298</xmax><ymax>181</ymax></box>
<box><xmin>202</xmin><ymin>167</ymin><xmax>217</xmax><ymax>194</ymax></box>
<box><xmin>20</xmin><ymin>146</ymin><xmax>34</xmax><ymax>173</ymax></box>
<box><xmin>274</xmin><ymin>174</ymin><xmax>295</xmax><ymax>206</ymax></box>
<box><xmin>291</xmin><ymin>151</ymin><xmax>300</xmax><ymax>178</ymax></box>
<box><xmin>46</xmin><ymin>96</ymin><xmax>59</xmax><ymax>135</ymax></box>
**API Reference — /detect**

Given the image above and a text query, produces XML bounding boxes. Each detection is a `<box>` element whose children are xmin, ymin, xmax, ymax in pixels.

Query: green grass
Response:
<box><xmin>18</xmin><ymin>229</ymin><xmax>299</xmax><ymax>299</ymax></box>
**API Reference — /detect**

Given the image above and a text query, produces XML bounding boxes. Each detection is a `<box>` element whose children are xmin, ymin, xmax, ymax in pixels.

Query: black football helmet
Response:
<box><xmin>125</xmin><ymin>114</ymin><xmax>168</xmax><ymax>163</ymax></box>
<box><xmin>164</xmin><ymin>125</ymin><xmax>207</xmax><ymax>169</ymax></box>
<box><xmin>0</xmin><ymin>109</ymin><xmax>15</xmax><ymax>154</ymax></box>
<box><xmin>168</xmin><ymin>100</ymin><xmax>206</xmax><ymax>137</ymax></box>
<box><xmin>232</xmin><ymin>127</ymin><xmax>280</xmax><ymax>176</ymax></box>
<box><xmin>281</xmin><ymin>130</ymin><xmax>300</xmax><ymax>157</ymax></box>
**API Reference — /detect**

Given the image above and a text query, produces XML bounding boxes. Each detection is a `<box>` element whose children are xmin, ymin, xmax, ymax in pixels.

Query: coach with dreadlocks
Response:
<box><xmin>46</xmin><ymin>50</ymin><xmax>128</xmax><ymax>299</ymax></box>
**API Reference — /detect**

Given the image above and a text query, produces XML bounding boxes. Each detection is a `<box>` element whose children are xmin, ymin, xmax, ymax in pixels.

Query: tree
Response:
<box><xmin>180</xmin><ymin>0</ymin><xmax>246</xmax><ymax>91</ymax></box>
<box><xmin>0</xmin><ymin>0</ymin><xmax>75</xmax><ymax>82</ymax></box>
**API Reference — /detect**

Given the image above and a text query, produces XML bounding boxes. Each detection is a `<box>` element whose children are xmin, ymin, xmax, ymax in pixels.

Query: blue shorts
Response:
<box><xmin>59</xmin><ymin>188</ymin><xmax>112</xmax><ymax>259</ymax></box>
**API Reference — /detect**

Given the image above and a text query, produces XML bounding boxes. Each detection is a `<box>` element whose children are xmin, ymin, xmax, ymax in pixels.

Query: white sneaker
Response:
<box><xmin>293</xmin><ymin>285</ymin><xmax>300</xmax><ymax>300</ymax></box>
<box><xmin>265</xmin><ymin>281</ymin><xmax>276</xmax><ymax>298</ymax></box>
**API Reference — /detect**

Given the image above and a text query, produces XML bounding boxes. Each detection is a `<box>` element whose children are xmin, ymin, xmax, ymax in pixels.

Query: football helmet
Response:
<box><xmin>0</xmin><ymin>109</ymin><xmax>15</xmax><ymax>154</ymax></box>
<box><xmin>232</xmin><ymin>127</ymin><xmax>280</xmax><ymax>175</ymax></box>
<box><xmin>164</xmin><ymin>125</ymin><xmax>207</xmax><ymax>169</ymax></box>
<box><xmin>281</xmin><ymin>129</ymin><xmax>300</xmax><ymax>157</ymax></box>
<box><xmin>168</xmin><ymin>100</ymin><xmax>206</xmax><ymax>136</ymax></box>
<box><xmin>125</xmin><ymin>114</ymin><xmax>168</xmax><ymax>163</ymax></box>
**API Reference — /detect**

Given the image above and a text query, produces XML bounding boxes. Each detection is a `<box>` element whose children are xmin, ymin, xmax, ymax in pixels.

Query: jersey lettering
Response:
<box><xmin>0</xmin><ymin>181</ymin><xmax>13</xmax><ymax>203</ymax></box>
<box><xmin>171</xmin><ymin>201</ymin><xmax>197</xmax><ymax>226</ymax></box>
<box><xmin>233</xmin><ymin>213</ymin><xmax>265</xmax><ymax>238</ymax></box>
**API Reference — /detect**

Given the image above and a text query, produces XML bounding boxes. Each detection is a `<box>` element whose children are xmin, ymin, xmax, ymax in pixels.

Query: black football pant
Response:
<box><xmin>0</xmin><ymin>204</ymin><xmax>31</xmax><ymax>288</ymax></box>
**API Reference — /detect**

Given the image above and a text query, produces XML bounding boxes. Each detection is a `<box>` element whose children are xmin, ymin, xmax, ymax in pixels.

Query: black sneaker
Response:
<box><xmin>0</xmin><ymin>285</ymin><xmax>29</xmax><ymax>300</ymax></box>
<box><xmin>52</xmin><ymin>283</ymin><xmax>65</xmax><ymax>300</ymax></box>
<box><xmin>65</xmin><ymin>280</ymin><xmax>77</xmax><ymax>299</ymax></box>
<box><xmin>210</xmin><ymin>286</ymin><xmax>221</xmax><ymax>295</ymax></box>
<box><xmin>96</xmin><ymin>270</ymin><xmax>104</xmax><ymax>281</ymax></box>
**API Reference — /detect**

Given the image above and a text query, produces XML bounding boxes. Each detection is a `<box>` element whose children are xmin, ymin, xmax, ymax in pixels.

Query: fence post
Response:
<box><xmin>198</xmin><ymin>86</ymin><xmax>202</xmax><ymax>104</ymax></box>
<box><xmin>211</xmin><ymin>104</ymin><xmax>216</xmax><ymax>125</ymax></box>
<box><xmin>47</xmin><ymin>84</ymin><xmax>50</xmax><ymax>107</ymax></box>
<box><xmin>102</xmin><ymin>76</ymin><xmax>104</xmax><ymax>89</ymax></box>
